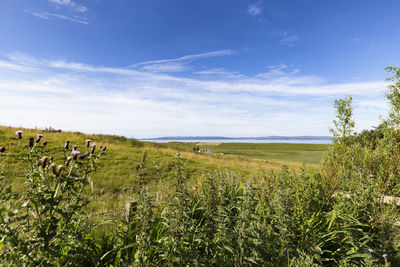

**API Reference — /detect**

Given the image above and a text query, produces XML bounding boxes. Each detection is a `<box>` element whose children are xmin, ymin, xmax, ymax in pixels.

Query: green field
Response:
<box><xmin>1</xmin><ymin>126</ymin><xmax>322</xmax><ymax>214</ymax></box>
<box><xmin>165</xmin><ymin>141</ymin><xmax>329</xmax><ymax>165</ymax></box>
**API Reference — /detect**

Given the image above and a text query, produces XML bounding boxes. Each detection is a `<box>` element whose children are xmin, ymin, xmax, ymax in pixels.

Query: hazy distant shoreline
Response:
<box><xmin>141</xmin><ymin>136</ymin><xmax>331</xmax><ymax>140</ymax></box>
<box><xmin>140</xmin><ymin>136</ymin><xmax>332</xmax><ymax>144</ymax></box>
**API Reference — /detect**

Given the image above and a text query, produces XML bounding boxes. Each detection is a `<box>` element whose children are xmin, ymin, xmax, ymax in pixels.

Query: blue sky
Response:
<box><xmin>0</xmin><ymin>0</ymin><xmax>399</xmax><ymax>138</ymax></box>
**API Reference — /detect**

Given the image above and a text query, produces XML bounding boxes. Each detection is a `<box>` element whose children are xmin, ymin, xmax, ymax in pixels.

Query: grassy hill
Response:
<box><xmin>0</xmin><ymin>125</ymin><xmax>325</xmax><ymax>214</ymax></box>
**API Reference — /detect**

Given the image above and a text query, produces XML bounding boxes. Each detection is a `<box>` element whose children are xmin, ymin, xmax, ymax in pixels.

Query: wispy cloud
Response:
<box><xmin>48</xmin><ymin>0</ymin><xmax>88</xmax><ymax>13</ymax></box>
<box><xmin>129</xmin><ymin>50</ymin><xmax>235</xmax><ymax>73</ymax></box>
<box><xmin>274</xmin><ymin>31</ymin><xmax>298</xmax><ymax>47</ymax></box>
<box><xmin>31</xmin><ymin>11</ymin><xmax>88</xmax><ymax>24</ymax></box>
<box><xmin>0</xmin><ymin>52</ymin><xmax>388</xmax><ymax>137</ymax></box>
<box><xmin>49</xmin><ymin>0</ymin><xmax>74</xmax><ymax>6</ymax></box>
<box><xmin>194</xmin><ymin>68</ymin><xmax>245</xmax><ymax>79</ymax></box>
<box><xmin>29</xmin><ymin>0</ymin><xmax>88</xmax><ymax>24</ymax></box>
<box><xmin>248</xmin><ymin>2</ymin><xmax>262</xmax><ymax>16</ymax></box>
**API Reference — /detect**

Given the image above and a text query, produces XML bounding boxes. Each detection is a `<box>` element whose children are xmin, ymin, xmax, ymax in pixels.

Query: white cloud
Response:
<box><xmin>74</xmin><ymin>5</ymin><xmax>88</xmax><ymax>13</ymax></box>
<box><xmin>248</xmin><ymin>3</ymin><xmax>262</xmax><ymax>16</ymax></box>
<box><xmin>280</xmin><ymin>35</ymin><xmax>298</xmax><ymax>47</ymax></box>
<box><xmin>274</xmin><ymin>31</ymin><xmax>299</xmax><ymax>47</ymax></box>
<box><xmin>141</xmin><ymin>63</ymin><xmax>188</xmax><ymax>73</ymax></box>
<box><xmin>49</xmin><ymin>0</ymin><xmax>74</xmax><ymax>6</ymax></box>
<box><xmin>29</xmin><ymin>0</ymin><xmax>88</xmax><ymax>24</ymax></box>
<box><xmin>0</xmin><ymin>53</ymin><xmax>389</xmax><ymax>137</ymax></box>
<box><xmin>48</xmin><ymin>0</ymin><xmax>88</xmax><ymax>13</ymax></box>
<box><xmin>31</xmin><ymin>11</ymin><xmax>88</xmax><ymax>24</ymax></box>
<box><xmin>128</xmin><ymin>50</ymin><xmax>234</xmax><ymax>73</ymax></box>
<box><xmin>194</xmin><ymin>68</ymin><xmax>245</xmax><ymax>79</ymax></box>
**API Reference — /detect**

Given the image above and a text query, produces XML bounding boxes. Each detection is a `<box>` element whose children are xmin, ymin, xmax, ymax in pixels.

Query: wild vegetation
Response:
<box><xmin>1</xmin><ymin>67</ymin><xmax>400</xmax><ymax>266</ymax></box>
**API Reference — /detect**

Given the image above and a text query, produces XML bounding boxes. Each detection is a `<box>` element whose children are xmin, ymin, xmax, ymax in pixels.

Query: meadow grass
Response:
<box><xmin>0</xmin><ymin>125</ymin><xmax>306</xmax><ymax>215</ymax></box>
<box><xmin>163</xmin><ymin>141</ymin><xmax>328</xmax><ymax>165</ymax></box>
<box><xmin>199</xmin><ymin>142</ymin><xmax>328</xmax><ymax>164</ymax></box>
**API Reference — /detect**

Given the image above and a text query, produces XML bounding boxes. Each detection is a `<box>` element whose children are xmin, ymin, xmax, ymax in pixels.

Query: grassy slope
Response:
<box><xmin>0</xmin><ymin>126</ymin><xmax>326</xmax><ymax>214</ymax></box>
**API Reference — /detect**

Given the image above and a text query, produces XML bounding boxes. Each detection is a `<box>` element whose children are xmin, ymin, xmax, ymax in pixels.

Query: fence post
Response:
<box><xmin>125</xmin><ymin>201</ymin><xmax>137</xmax><ymax>223</ymax></box>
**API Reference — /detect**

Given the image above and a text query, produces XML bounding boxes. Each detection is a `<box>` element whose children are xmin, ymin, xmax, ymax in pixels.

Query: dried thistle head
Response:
<box><xmin>0</xmin><ymin>146</ymin><xmax>5</xmax><ymax>153</ymax></box>
<box><xmin>65</xmin><ymin>156</ymin><xmax>73</xmax><ymax>166</ymax></box>
<box><xmin>41</xmin><ymin>156</ymin><xmax>49</xmax><ymax>168</ymax></box>
<box><xmin>43</xmin><ymin>141</ymin><xmax>48</xmax><ymax>147</ymax></box>
<box><xmin>55</xmin><ymin>165</ymin><xmax>65</xmax><ymax>177</ymax></box>
<box><xmin>102</xmin><ymin>146</ymin><xmax>107</xmax><ymax>151</ymax></box>
<box><xmin>50</xmin><ymin>163</ymin><xmax>57</xmax><ymax>176</ymax></box>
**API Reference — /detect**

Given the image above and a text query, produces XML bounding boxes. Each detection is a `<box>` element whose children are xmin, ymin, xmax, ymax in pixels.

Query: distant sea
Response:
<box><xmin>140</xmin><ymin>137</ymin><xmax>332</xmax><ymax>144</ymax></box>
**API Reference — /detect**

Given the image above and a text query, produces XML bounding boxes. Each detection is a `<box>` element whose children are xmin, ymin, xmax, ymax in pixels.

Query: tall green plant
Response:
<box><xmin>330</xmin><ymin>96</ymin><xmax>355</xmax><ymax>143</ymax></box>
<box><xmin>0</xmin><ymin>133</ymin><xmax>106</xmax><ymax>265</ymax></box>
<box><xmin>386</xmin><ymin>66</ymin><xmax>400</xmax><ymax>128</ymax></box>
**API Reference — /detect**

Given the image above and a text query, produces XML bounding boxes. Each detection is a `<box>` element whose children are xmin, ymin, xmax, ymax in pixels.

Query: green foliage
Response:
<box><xmin>331</xmin><ymin>96</ymin><xmax>355</xmax><ymax>143</ymax></box>
<box><xmin>0</xmin><ymin>135</ymin><xmax>107</xmax><ymax>265</ymax></box>
<box><xmin>386</xmin><ymin>66</ymin><xmax>400</xmax><ymax>128</ymax></box>
<box><xmin>353</xmin><ymin>123</ymin><xmax>385</xmax><ymax>148</ymax></box>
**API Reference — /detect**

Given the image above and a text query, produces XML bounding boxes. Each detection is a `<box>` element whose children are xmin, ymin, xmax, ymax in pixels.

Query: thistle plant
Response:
<box><xmin>0</xmin><ymin>132</ymin><xmax>106</xmax><ymax>266</ymax></box>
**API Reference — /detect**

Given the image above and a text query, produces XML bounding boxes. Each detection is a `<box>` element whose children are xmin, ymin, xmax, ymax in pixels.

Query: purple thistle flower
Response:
<box><xmin>36</xmin><ymin>134</ymin><xmax>43</xmax><ymax>143</ymax></box>
<box><xmin>91</xmin><ymin>143</ymin><xmax>96</xmax><ymax>154</ymax></box>
<box><xmin>368</xmin><ymin>248</ymin><xmax>373</xmax><ymax>255</ymax></box>
<box><xmin>383</xmin><ymin>253</ymin><xmax>388</xmax><ymax>258</ymax></box>
<box><xmin>72</xmin><ymin>150</ymin><xmax>81</xmax><ymax>160</ymax></box>
<box><xmin>72</xmin><ymin>145</ymin><xmax>77</xmax><ymax>151</ymax></box>
<box><xmin>64</xmin><ymin>140</ymin><xmax>70</xmax><ymax>150</ymax></box>
<box><xmin>0</xmin><ymin>146</ymin><xmax>5</xmax><ymax>153</ymax></box>
<box><xmin>86</xmin><ymin>139</ymin><xmax>92</xmax><ymax>147</ymax></box>
<box><xmin>16</xmin><ymin>130</ymin><xmax>23</xmax><ymax>139</ymax></box>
